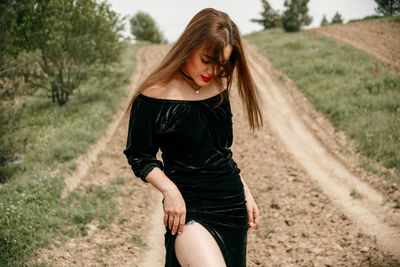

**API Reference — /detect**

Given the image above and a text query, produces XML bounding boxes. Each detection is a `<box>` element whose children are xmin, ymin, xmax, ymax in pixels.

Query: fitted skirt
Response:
<box><xmin>162</xmin><ymin>174</ymin><xmax>250</xmax><ymax>267</ymax></box>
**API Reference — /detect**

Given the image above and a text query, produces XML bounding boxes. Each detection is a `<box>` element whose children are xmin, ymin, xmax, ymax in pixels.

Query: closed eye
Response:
<box><xmin>201</xmin><ymin>56</ymin><xmax>211</xmax><ymax>64</ymax></box>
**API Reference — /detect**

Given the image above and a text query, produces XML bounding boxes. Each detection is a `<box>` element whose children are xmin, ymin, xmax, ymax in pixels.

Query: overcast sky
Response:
<box><xmin>108</xmin><ymin>0</ymin><xmax>378</xmax><ymax>42</ymax></box>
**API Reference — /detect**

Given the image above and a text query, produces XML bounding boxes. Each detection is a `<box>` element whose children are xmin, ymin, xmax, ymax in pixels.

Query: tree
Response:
<box><xmin>375</xmin><ymin>0</ymin><xmax>400</xmax><ymax>15</ymax></box>
<box><xmin>0</xmin><ymin>0</ymin><xmax>22</xmax><ymax>57</ymax></box>
<box><xmin>331</xmin><ymin>11</ymin><xmax>344</xmax><ymax>24</ymax></box>
<box><xmin>130</xmin><ymin>11</ymin><xmax>165</xmax><ymax>43</ymax></box>
<box><xmin>251</xmin><ymin>0</ymin><xmax>281</xmax><ymax>29</ymax></box>
<box><xmin>0</xmin><ymin>0</ymin><xmax>36</xmax><ymax>85</ymax></box>
<box><xmin>281</xmin><ymin>0</ymin><xmax>313</xmax><ymax>32</ymax></box>
<box><xmin>320</xmin><ymin>14</ymin><xmax>329</xmax><ymax>26</ymax></box>
<box><xmin>6</xmin><ymin>0</ymin><xmax>124</xmax><ymax>106</ymax></box>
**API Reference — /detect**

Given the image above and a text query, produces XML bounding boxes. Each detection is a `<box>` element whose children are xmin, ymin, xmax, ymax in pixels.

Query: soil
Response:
<box><xmin>313</xmin><ymin>21</ymin><xmax>400</xmax><ymax>74</ymax></box>
<box><xmin>30</xmin><ymin>42</ymin><xmax>400</xmax><ymax>266</ymax></box>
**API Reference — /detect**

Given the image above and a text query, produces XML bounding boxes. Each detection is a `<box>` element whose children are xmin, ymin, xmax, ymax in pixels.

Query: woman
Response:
<box><xmin>123</xmin><ymin>8</ymin><xmax>263</xmax><ymax>267</ymax></box>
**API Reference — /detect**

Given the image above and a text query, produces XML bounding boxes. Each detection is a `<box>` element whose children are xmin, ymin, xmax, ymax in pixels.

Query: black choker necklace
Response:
<box><xmin>179</xmin><ymin>69</ymin><xmax>201</xmax><ymax>94</ymax></box>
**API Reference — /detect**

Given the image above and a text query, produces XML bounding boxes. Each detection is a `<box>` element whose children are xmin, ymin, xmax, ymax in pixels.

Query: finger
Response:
<box><xmin>247</xmin><ymin>206</ymin><xmax>254</xmax><ymax>228</ymax></box>
<box><xmin>163</xmin><ymin>213</ymin><xmax>168</xmax><ymax>227</ymax></box>
<box><xmin>168</xmin><ymin>214</ymin><xmax>174</xmax><ymax>230</ymax></box>
<box><xmin>178</xmin><ymin>213</ymin><xmax>186</xmax><ymax>234</ymax></box>
<box><xmin>254</xmin><ymin>207</ymin><xmax>260</xmax><ymax>226</ymax></box>
<box><xmin>171</xmin><ymin>216</ymin><xmax>180</xmax><ymax>235</ymax></box>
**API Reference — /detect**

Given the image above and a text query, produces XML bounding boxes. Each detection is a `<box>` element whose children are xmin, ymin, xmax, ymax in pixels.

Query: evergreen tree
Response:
<box><xmin>130</xmin><ymin>11</ymin><xmax>166</xmax><ymax>43</ymax></box>
<box><xmin>281</xmin><ymin>0</ymin><xmax>312</xmax><ymax>32</ymax></box>
<box><xmin>251</xmin><ymin>0</ymin><xmax>281</xmax><ymax>29</ymax></box>
<box><xmin>331</xmin><ymin>11</ymin><xmax>344</xmax><ymax>24</ymax></box>
<box><xmin>375</xmin><ymin>0</ymin><xmax>400</xmax><ymax>15</ymax></box>
<box><xmin>320</xmin><ymin>14</ymin><xmax>329</xmax><ymax>26</ymax></box>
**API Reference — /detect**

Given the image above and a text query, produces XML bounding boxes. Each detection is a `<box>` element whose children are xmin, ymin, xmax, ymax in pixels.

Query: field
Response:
<box><xmin>1</xmin><ymin>21</ymin><xmax>400</xmax><ymax>266</ymax></box>
<box><xmin>245</xmin><ymin>22</ymin><xmax>400</xmax><ymax>191</ymax></box>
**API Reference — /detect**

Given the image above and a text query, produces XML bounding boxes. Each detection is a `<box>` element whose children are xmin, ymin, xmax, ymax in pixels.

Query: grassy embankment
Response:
<box><xmin>0</xmin><ymin>42</ymin><xmax>147</xmax><ymax>266</ymax></box>
<box><xmin>348</xmin><ymin>15</ymin><xmax>400</xmax><ymax>23</ymax></box>
<box><xmin>245</xmin><ymin>28</ymin><xmax>400</xmax><ymax>185</ymax></box>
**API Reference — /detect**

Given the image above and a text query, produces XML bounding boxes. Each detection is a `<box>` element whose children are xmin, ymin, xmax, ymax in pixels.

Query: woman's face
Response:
<box><xmin>182</xmin><ymin>44</ymin><xmax>233</xmax><ymax>87</ymax></box>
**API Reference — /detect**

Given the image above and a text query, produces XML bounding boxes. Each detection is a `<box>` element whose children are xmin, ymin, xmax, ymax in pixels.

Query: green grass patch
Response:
<box><xmin>112</xmin><ymin>176</ymin><xmax>128</xmax><ymax>186</ymax></box>
<box><xmin>359</xmin><ymin>160</ymin><xmax>379</xmax><ymax>174</ymax></box>
<box><xmin>348</xmin><ymin>15</ymin><xmax>400</xmax><ymax>24</ymax></box>
<box><xmin>245</xmin><ymin>29</ymin><xmax>400</xmax><ymax>180</ymax></box>
<box><xmin>0</xmin><ymin>175</ymin><xmax>121</xmax><ymax>266</ymax></box>
<box><xmin>0</xmin><ymin>41</ymin><xmax>147</xmax><ymax>266</ymax></box>
<box><xmin>263</xmin><ymin>221</ymin><xmax>275</xmax><ymax>238</ymax></box>
<box><xmin>66</xmin><ymin>183</ymin><xmax>119</xmax><ymax>236</ymax></box>
<box><xmin>350</xmin><ymin>189</ymin><xmax>363</xmax><ymax>199</ymax></box>
<box><xmin>128</xmin><ymin>233</ymin><xmax>146</xmax><ymax>248</ymax></box>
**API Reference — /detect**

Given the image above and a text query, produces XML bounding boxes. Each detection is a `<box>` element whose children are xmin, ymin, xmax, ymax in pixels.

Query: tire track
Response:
<box><xmin>245</xmin><ymin>43</ymin><xmax>400</xmax><ymax>258</ymax></box>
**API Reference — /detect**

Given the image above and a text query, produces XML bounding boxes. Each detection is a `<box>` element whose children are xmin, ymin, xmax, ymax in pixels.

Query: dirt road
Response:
<box><xmin>32</xmin><ymin>44</ymin><xmax>399</xmax><ymax>266</ymax></box>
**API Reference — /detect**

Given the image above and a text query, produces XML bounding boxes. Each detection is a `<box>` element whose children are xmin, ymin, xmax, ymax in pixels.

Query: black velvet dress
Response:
<box><xmin>123</xmin><ymin>89</ymin><xmax>249</xmax><ymax>267</ymax></box>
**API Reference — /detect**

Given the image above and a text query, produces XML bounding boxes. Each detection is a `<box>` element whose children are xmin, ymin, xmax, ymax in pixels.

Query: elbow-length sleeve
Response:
<box><xmin>123</xmin><ymin>97</ymin><xmax>163</xmax><ymax>183</ymax></box>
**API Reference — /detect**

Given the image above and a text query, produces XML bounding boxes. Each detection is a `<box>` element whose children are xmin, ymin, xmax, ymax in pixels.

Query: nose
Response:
<box><xmin>205</xmin><ymin>67</ymin><xmax>214</xmax><ymax>78</ymax></box>
<box><xmin>207</xmin><ymin>65</ymin><xmax>221</xmax><ymax>78</ymax></box>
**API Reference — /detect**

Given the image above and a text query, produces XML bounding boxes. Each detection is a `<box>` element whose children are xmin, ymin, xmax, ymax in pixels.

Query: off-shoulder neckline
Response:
<box><xmin>138</xmin><ymin>89</ymin><xmax>228</xmax><ymax>104</ymax></box>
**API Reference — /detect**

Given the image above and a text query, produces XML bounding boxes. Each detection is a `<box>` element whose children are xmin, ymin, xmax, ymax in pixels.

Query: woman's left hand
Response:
<box><xmin>244</xmin><ymin>190</ymin><xmax>259</xmax><ymax>230</ymax></box>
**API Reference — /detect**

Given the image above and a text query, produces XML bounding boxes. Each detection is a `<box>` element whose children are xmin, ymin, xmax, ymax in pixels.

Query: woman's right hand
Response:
<box><xmin>162</xmin><ymin>185</ymin><xmax>186</xmax><ymax>235</ymax></box>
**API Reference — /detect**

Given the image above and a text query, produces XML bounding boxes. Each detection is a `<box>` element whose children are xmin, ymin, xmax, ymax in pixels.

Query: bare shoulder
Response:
<box><xmin>141</xmin><ymin>79</ymin><xmax>182</xmax><ymax>99</ymax></box>
<box><xmin>141</xmin><ymin>83</ymin><xmax>168</xmax><ymax>98</ymax></box>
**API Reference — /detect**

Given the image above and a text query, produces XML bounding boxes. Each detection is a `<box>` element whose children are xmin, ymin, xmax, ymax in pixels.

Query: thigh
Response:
<box><xmin>174</xmin><ymin>221</ymin><xmax>227</xmax><ymax>267</ymax></box>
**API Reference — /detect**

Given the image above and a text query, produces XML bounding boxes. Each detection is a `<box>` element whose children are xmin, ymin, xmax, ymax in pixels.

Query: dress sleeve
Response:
<box><xmin>123</xmin><ymin>97</ymin><xmax>163</xmax><ymax>183</ymax></box>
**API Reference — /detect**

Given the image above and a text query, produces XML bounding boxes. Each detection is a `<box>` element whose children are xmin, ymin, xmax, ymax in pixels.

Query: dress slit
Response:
<box><xmin>163</xmin><ymin>195</ymin><xmax>249</xmax><ymax>267</ymax></box>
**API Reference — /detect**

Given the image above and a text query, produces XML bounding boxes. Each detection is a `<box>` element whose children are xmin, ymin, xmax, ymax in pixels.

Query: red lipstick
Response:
<box><xmin>201</xmin><ymin>75</ymin><xmax>212</xmax><ymax>82</ymax></box>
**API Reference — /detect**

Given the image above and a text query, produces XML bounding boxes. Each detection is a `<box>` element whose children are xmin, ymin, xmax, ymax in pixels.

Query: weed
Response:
<box><xmin>313</xmin><ymin>186</ymin><xmax>322</xmax><ymax>193</ymax></box>
<box><xmin>112</xmin><ymin>176</ymin><xmax>128</xmax><ymax>186</ymax></box>
<box><xmin>68</xmin><ymin>183</ymin><xmax>119</xmax><ymax>236</ymax></box>
<box><xmin>264</xmin><ymin>223</ymin><xmax>275</xmax><ymax>238</ymax></box>
<box><xmin>350</xmin><ymin>189</ymin><xmax>363</xmax><ymax>199</ymax></box>
<box><xmin>129</xmin><ymin>233</ymin><xmax>146</xmax><ymax>248</ymax></box>
<box><xmin>118</xmin><ymin>216</ymin><xmax>128</xmax><ymax>224</ymax></box>
<box><xmin>66</xmin><ymin>161</ymin><xmax>78</xmax><ymax>173</ymax></box>
<box><xmin>359</xmin><ymin>160</ymin><xmax>379</xmax><ymax>174</ymax></box>
<box><xmin>124</xmin><ymin>189</ymin><xmax>136</xmax><ymax>196</ymax></box>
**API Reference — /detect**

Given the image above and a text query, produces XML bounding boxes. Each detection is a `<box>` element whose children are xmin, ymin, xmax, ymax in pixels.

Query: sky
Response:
<box><xmin>108</xmin><ymin>0</ymin><xmax>378</xmax><ymax>42</ymax></box>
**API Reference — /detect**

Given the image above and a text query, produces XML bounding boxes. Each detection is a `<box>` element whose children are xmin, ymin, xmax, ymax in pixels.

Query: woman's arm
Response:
<box><xmin>240</xmin><ymin>176</ymin><xmax>260</xmax><ymax>230</ymax></box>
<box><xmin>123</xmin><ymin>97</ymin><xmax>186</xmax><ymax>235</ymax></box>
<box><xmin>145</xmin><ymin>167</ymin><xmax>186</xmax><ymax>236</ymax></box>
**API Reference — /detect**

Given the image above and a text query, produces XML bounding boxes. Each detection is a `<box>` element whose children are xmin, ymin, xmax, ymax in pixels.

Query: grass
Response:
<box><xmin>350</xmin><ymin>189</ymin><xmax>363</xmax><ymax>199</ymax></box>
<box><xmin>348</xmin><ymin>15</ymin><xmax>400</xmax><ymax>24</ymax></box>
<box><xmin>0</xmin><ymin>41</ymin><xmax>147</xmax><ymax>266</ymax></box>
<box><xmin>128</xmin><ymin>233</ymin><xmax>146</xmax><ymax>248</ymax></box>
<box><xmin>245</xmin><ymin>28</ymin><xmax>400</xmax><ymax>182</ymax></box>
<box><xmin>264</xmin><ymin>222</ymin><xmax>275</xmax><ymax>238</ymax></box>
<box><xmin>67</xmin><ymin>183</ymin><xmax>119</xmax><ymax>235</ymax></box>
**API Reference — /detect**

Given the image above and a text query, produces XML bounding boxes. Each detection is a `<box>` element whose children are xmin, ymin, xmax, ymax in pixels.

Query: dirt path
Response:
<box><xmin>313</xmin><ymin>21</ymin><xmax>400</xmax><ymax>74</ymax></box>
<box><xmin>245</xmin><ymin>43</ymin><xmax>400</xmax><ymax>260</ymax></box>
<box><xmin>32</xmin><ymin>44</ymin><xmax>399</xmax><ymax>266</ymax></box>
<box><xmin>32</xmin><ymin>45</ymin><xmax>169</xmax><ymax>266</ymax></box>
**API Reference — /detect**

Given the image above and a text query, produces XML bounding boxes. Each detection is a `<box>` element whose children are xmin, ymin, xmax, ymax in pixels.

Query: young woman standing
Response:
<box><xmin>123</xmin><ymin>8</ymin><xmax>263</xmax><ymax>267</ymax></box>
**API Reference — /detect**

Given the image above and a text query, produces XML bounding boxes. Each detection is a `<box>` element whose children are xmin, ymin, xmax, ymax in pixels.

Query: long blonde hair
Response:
<box><xmin>126</xmin><ymin>8</ymin><xmax>263</xmax><ymax>130</ymax></box>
